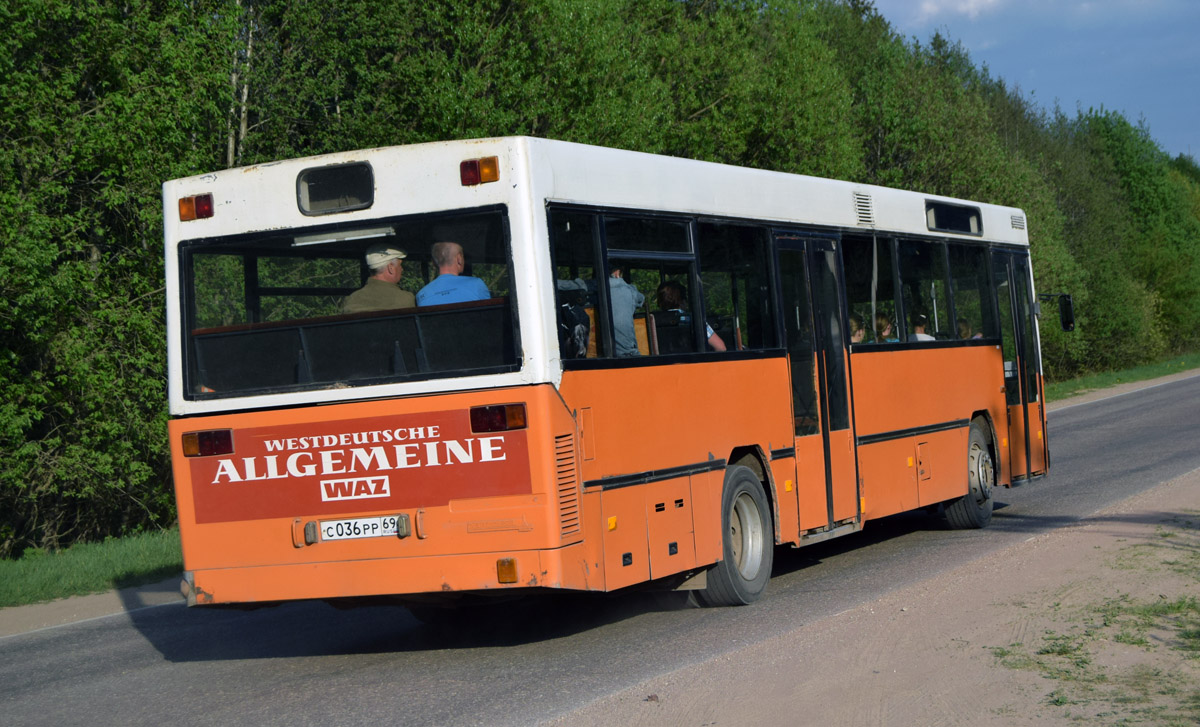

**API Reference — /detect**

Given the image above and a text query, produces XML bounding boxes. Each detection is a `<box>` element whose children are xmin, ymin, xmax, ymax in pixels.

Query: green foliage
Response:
<box><xmin>1085</xmin><ymin>112</ymin><xmax>1200</xmax><ymax>350</ymax></box>
<box><xmin>0</xmin><ymin>0</ymin><xmax>238</xmax><ymax>556</ymax></box>
<box><xmin>2</xmin><ymin>0</ymin><xmax>1199</xmax><ymax>554</ymax></box>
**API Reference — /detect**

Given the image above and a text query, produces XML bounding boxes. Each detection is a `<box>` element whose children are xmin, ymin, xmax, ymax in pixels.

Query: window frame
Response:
<box><xmin>548</xmin><ymin>204</ymin><xmax>785</xmax><ymax>369</ymax></box>
<box><xmin>179</xmin><ymin>204</ymin><xmax>520</xmax><ymax>400</ymax></box>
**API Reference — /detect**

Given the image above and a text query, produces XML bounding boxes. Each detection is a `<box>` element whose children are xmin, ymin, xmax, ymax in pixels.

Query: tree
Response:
<box><xmin>0</xmin><ymin>0</ymin><xmax>238</xmax><ymax>556</ymax></box>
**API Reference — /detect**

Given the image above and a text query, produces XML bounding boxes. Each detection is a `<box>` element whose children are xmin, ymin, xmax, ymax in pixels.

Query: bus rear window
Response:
<box><xmin>181</xmin><ymin>208</ymin><xmax>518</xmax><ymax>399</ymax></box>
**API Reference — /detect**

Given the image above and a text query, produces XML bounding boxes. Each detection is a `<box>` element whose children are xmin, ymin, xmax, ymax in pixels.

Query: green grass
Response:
<box><xmin>1044</xmin><ymin>351</ymin><xmax>1200</xmax><ymax>402</ymax></box>
<box><xmin>0</xmin><ymin>529</ymin><xmax>182</xmax><ymax>608</ymax></box>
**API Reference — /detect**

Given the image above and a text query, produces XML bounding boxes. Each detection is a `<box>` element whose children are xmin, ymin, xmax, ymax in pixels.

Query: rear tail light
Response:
<box><xmin>182</xmin><ymin>429</ymin><xmax>233</xmax><ymax>457</ymax></box>
<box><xmin>470</xmin><ymin>404</ymin><xmax>526</xmax><ymax>433</ymax></box>
<box><xmin>460</xmin><ymin>156</ymin><xmax>500</xmax><ymax>186</ymax></box>
<box><xmin>178</xmin><ymin>193</ymin><xmax>214</xmax><ymax>221</ymax></box>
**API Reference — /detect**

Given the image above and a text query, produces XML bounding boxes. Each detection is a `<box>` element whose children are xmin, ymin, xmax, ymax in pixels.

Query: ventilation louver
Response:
<box><xmin>555</xmin><ymin>433</ymin><xmax>581</xmax><ymax>538</ymax></box>
<box><xmin>852</xmin><ymin>192</ymin><xmax>875</xmax><ymax>227</ymax></box>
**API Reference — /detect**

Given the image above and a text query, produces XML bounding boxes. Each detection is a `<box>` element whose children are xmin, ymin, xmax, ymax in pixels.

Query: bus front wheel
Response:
<box><xmin>697</xmin><ymin>465</ymin><xmax>774</xmax><ymax>607</ymax></box>
<box><xmin>946</xmin><ymin>418</ymin><xmax>995</xmax><ymax>529</ymax></box>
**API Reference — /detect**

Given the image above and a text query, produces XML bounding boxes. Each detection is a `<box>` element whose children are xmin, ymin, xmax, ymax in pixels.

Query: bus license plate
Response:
<box><xmin>319</xmin><ymin>515</ymin><xmax>398</xmax><ymax>541</ymax></box>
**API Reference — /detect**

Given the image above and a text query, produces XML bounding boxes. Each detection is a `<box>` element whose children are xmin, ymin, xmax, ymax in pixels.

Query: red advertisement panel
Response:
<box><xmin>189</xmin><ymin>410</ymin><xmax>531</xmax><ymax>523</ymax></box>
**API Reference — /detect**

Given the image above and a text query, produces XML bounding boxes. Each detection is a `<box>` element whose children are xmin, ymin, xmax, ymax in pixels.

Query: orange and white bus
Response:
<box><xmin>165</xmin><ymin>137</ymin><xmax>1067</xmax><ymax>609</ymax></box>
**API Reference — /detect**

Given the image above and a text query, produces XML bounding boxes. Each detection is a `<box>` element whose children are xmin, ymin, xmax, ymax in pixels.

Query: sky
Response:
<box><xmin>867</xmin><ymin>0</ymin><xmax>1199</xmax><ymax>160</ymax></box>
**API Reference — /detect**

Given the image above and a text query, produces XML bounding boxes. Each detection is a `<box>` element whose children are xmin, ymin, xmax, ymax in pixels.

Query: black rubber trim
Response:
<box><xmin>770</xmin><ymin>447</ymin><xmax>796</xmax><ymax>460</ymax></box>
<box><xmin>856</xmin><ymin>418</ymin><xmax>970</xmax><ymax>446</ymax></box>
<box><xmin>585</xmin><ymin>459</ymin><xmax>728</xmax><ymax>491</ymax></box>
<box><xmin>562</xmin><ymin>348</ymin><xmax>783</xmax><ymax>371</ymax></box>
<box><xmin>848</xmin><ymin>337</ymin><xmax>999</xmax><ymax>353</ymax></box>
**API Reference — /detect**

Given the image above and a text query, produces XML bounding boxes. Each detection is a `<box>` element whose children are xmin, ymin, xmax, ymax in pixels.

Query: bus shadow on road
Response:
<box><xmin>121</xmin><ymin>507</ymin><xmax>1002</xmax><ymax>662</ymax></box>
<box><xmin>122</xmin><ymin>585</ymin><xmax>706</xmax><ymax>661</ymax></box>
<box><xmin>768</xmin><ymin>504</ymin><xmax>994</xmax><ymax>578</ymax></box>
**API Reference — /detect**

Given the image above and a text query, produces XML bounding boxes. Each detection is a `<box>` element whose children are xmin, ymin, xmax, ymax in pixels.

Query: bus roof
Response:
<box><xmin>163</xmin><ymin>136</ymin><xmax>1029</xmax><ymax>247</ymax></box>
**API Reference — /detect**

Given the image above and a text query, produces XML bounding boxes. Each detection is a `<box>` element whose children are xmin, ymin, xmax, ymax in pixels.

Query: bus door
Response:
<box><xmin>776</xmin><ymin>234</ymin><xmax>859</xmax><ymax>531</ymax></box>
<box><xmin>993</xmin><ymin>251</ymin><xmax>1047</xmax><ymax>481</ymax></box>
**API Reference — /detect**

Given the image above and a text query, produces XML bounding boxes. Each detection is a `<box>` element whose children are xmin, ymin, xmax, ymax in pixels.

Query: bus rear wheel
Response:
<box><xmin>946</xmin><ymin>418</ymin><xmax>995</xmax><ymax>529</ymax></box>
<box><xmin>697</xmin><ymin>465</ymin><xmax>774</xmax><ymax>607</ymax></box>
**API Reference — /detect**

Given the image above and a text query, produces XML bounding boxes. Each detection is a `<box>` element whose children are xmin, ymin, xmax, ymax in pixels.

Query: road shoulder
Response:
<box><xmin>542</xmin><ymin>466</ymin><xmax>1200</xmax><ymax>726</ymax></box>
<box><xmin>0</xmin><ymin>576</ymin><xmax>182</xmax><ymax>639</ymax></box>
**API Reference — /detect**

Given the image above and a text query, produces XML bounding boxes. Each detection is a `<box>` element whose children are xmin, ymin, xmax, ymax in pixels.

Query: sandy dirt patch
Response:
<box><xmin>544</xmin><ymin>467</ymin><xmax>1200</xmax><ymax>726</ymax></box>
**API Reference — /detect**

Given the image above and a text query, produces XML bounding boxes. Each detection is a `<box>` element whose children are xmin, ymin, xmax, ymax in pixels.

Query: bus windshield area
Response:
<box><xmin>181</xmin><ymin>207</ymin><xmax>517</xmax><ymax>399</ymax></box>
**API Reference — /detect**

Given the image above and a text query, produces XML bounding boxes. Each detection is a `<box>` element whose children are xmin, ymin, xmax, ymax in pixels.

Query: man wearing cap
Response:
<box><xmin>341</xmin><ymin>242</ymin><xmax>416</xmax><ymax>313</ymax></box>
<box><xmin>416</xmin><ymin>241</ymin><xmax>491</xmax><ymax>306</ymax></box>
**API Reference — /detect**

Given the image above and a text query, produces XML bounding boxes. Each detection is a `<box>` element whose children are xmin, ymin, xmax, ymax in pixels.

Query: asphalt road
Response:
<box><xmin>3</xmin><ymin>375</ymin><xmax>1199</xmax><ymax>727</ymax></box>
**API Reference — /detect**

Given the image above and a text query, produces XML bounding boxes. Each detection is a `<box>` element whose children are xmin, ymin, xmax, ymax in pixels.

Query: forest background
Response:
<box><xmin>2</xmin><ymin>0</ymin><xmax>1199</xmax><ymax>558</ymax></box>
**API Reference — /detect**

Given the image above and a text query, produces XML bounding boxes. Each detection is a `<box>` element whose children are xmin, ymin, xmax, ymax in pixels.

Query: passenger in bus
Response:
<box><xmin>608</xmin><ymin>264</ymin><xmax>644</xmax><ymax>357</ymax></box>
<box><xmin>958</xmin><ymin>317</ymin><xmax>984</xmax><ymax>340</ymax></box>
<box><xmin>340</xmin><ymin>243</ymin><xmax>415</xmax><ymax>313</ymax></box>
<box><xmin>848</xmin><ymin>313</ymin><xmax>865</xmax><ymax>344</ymax></box>
<box><xmin>556</xmin><ymin>284</ymin><xmax>591</xmax><ymax>359</ymax></box>
<box><xmin>655</xmin><ymin>281</ymin><xmax>727</xmax><ymax>351</ymax></box>
<box><xmin>874</xmin><ymin>313</ymin><xmax>898</xmax><ymax>342</ymax></box>
<box><xmin>911</xmin><ymin>313</ymin><xmax>936</xmax><ymax>341</ymax></box>
<box><xmin>415</xmin><ymin>241</ymin><xmax>491</xmax><ymax>306</ymax></box>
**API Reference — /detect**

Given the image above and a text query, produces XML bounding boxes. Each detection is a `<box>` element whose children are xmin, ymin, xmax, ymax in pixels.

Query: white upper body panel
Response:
<box><xmin>164</xmin><ymin>137</ymin><xmax>1028</xmax><ymax>416</ymax></box>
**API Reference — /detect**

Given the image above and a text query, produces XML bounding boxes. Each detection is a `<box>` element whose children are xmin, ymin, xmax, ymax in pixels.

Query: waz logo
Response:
<box><xmin>320</xmin><ymin>476</ymin><xmax>390</xmax><ymax>502</ymax></box>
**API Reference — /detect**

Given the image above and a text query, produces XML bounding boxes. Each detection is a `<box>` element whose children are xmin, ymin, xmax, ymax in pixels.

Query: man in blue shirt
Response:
<box><xmin>608</xmin><ymin>265</ymin><xmax>644</xmax><ymax>357</ymax></box>
<box><xmin>416</xmin><ymin>241</ymin><xmax>491</xmax><ymax>306</ymax></box>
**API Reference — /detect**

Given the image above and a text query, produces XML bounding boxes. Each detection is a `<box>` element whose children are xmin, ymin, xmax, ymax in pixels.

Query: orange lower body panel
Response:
<box><xmin>184</xmin><ymin>541</ymin><xmax>597</xmax><ymax>606</ymax></box>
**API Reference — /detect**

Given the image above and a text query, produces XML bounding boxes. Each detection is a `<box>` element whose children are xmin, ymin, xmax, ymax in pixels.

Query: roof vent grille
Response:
<box><xmin>1010</xmin><ymin>215</ymin><xmax>1027</xmax><ymax>230</ymax></box>
<box><xmin>852</xmin><ymin>192</ymin><xmax>875</xmax><ymax>227</ymax></box>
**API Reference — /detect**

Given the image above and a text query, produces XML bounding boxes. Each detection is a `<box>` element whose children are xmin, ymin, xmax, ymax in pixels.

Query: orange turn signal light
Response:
<box><xmin>178</xmin><ymin>193</ymin><xmax>214</xmax><ymax>221</ymax></box>
<box><xmin>460</xmin><ymin>156</ymin><xmax>499</xmax><ymax>186</ymax></box>
<box><xmin>497</xmin><ymin>558</ymin><xmax>518</xmax><ymax>584</ymax></box>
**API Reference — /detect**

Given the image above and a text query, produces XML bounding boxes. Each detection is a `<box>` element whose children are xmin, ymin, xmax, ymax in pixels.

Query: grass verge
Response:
<box><xmin>988</xmin><ymin>511</ymin><xmax>1200</xmax><ymax>725</ymax></box>
<box><xmin>1045</xmin><ymin>351</ymin><xmax>1200</xmax><ymax>402</ymax></box>
<box><xmin>0</xmin><ymin>529</ymin><xmax>182</xmax><ymax>608</ymax></box>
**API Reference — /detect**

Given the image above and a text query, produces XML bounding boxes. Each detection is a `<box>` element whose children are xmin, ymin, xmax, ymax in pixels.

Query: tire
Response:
<box><xmin>946</xmin><ymin>418</ymin><xmax>995</xmax><ymax>529</ymax></box>
<box><xmin>697</xmin><ymin>465</ymin><xmax>774</xmax><ymax>607</ymax></box>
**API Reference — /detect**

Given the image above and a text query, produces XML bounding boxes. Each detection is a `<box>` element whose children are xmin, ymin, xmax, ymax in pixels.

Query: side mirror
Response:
<box><xmin>1058</xmin><ymin>294</ymin><xmax>1075</xmax><ymax>332</ymax></box>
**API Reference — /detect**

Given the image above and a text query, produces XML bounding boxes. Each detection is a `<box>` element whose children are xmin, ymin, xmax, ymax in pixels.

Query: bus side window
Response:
<box><xmin>841</xmin><ymin>235</ymin><xmax>897</xmax><ymax>343</ymax></box>
<box><xmin>550</xmin><ymin>209</ymin><xmax>605</xmax><ymax>358</ymax></box>
<box><xmin>948</xmin><ymin>243</ymin><xmax>994</xmax><ymax>339</ymax></box>
<box><xmin>898</xmin><ymin>239</ymin><xmax>952</xmax><ymax>342</ymax></box>
<box><xmin>603</xmin><ymin>216</ymin><xmax>689</xmax><ymax>359</ymax></box>
<box><xmin>696</xmin><ymin>222</ymin><xmax>775</xmax><ymax>350</ymax></box>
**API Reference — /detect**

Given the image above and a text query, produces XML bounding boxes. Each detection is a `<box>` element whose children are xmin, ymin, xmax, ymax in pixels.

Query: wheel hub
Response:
<box><xmin>731</xmin><ymin>492</ymin><xmax>764</xmax><ymax>579</ymax></box>
<box><xmin>974</xmin><ymin>448</ymin><xmax>994</xmax><ymax>502</ymax></box>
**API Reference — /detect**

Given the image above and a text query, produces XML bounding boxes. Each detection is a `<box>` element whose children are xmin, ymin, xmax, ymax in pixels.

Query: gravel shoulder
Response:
<box><xmin>544</xmin><ymin>466</ymin><xmax>1200</xmax><ymax>726</ymax></box>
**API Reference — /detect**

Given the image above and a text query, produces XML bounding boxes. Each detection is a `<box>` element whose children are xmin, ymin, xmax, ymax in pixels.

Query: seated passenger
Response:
<box><xmin>340</xmin><ymin>243</ymin><xmax>415</xmax><ymax>313</ymax></box>
<box><xmin>416</xmin><ymin>241</ymin><xmax>491</xmax><ymax>306</ymax></box>
<box><xmin>656</xmin><ymin>280</ymin><xmax>727</xmax><ymax>352</ymax></box>
<box><xmin>556</xmin><ymin>285</ymin><xmax>591</xmax><ymax>359</ymax></box>
<box><xmin>958</xmin><ymin>317</ymin><xmax>983</xmax><ymax>340</ymax></box>
<box><xmin>911</xmin><ymin>313</ymin><xmax>936</xmax><ymax>341</ymax></box>
<box><xmin>848</xmin><ymin>313</ymin><xmax>865</xmax><ymax>344</ymax></box>
<box><xmin>875</xmin><ymin>313</ymin><xmax>898</xmax><ymax>343</ymax></box>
